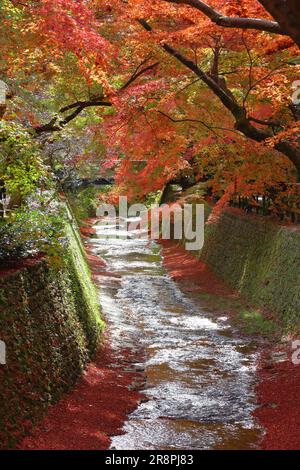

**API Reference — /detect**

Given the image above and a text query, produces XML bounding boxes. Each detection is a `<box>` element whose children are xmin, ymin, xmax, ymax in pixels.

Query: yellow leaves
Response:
<box><xmin>47</xmin><ymin>62</ymin><xmax>63</xmax><ymax>75</ymax></box>
<box><xmin>20</xmin><ymin>22</ymin><xmax>38</xmax><ymax>33</ymax></box>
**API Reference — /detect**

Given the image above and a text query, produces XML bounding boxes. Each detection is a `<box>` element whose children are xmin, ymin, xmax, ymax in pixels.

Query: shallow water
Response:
<box><xmin>89</xmin><ymin>218</ymin><xmax>262</xmax><ymax>450</ymax></box>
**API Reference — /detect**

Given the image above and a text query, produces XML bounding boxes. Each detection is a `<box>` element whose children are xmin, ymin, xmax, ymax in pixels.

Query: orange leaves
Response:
<box><xmin>6</xmin><ymin>0</ymin><xmax>114</xmax><ymax>88</ymax></box>
<box><xmin>34</xmin><ymin>0</ymin><xmax>111</xmax><ymax>61</ymax></box>
<box><xmin>80</xmin><ymin>1</ymin><xmax>300</xmax><ymax>201</ymax></box>
<box><xmin>266</xmin><ymin>122</ymin><xmax>300</xmax><ymax>147</ymax></box>
<box><xmin>101</xmin><ymin>100</ymin><xmax>192</xmax><ymax>200</ymax></box>
<box><xmin>2</xmin><ymin>0</ymin><xmax>299</xmax><ymax>207</ymax></box>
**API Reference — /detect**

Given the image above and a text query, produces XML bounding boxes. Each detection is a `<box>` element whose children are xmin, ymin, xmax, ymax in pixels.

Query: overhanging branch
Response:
<box><xmin>34</xmin><ymin>100</ymin><xmax>113</xmax><ymax>134</ymax></box>
<box><xmin>158</xmin><ymin>110</ymin><xmax>242</xmax><ymax>137</ymax></box>
<box><xmin>34</xmin><ymin>59</ymin><xmax>159</xmax><ymax>134</ymax></box>
<box><xmin>165</xmin><ymin>0</ymin><xmax>285</xmax><ymax>35</ymax></box>
<box><xmin>139</xmin><ymin>19</ymin><xmax>300</xmax><ymax>176</ymax></box>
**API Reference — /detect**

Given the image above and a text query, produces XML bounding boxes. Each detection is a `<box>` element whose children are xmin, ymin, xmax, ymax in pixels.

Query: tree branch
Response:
<box><xmin>34</xmin><ymin>100</ymin><xmax>112</xmax><ymax>134</ymax></box>
<box><xmin>158</xmin><ymin>110</ymin><xmax>242</xmax><ymax>137</ymax></box>
<box><xmin>248</xmin><ymin>116</ymin><xmax>280</xmax><ymax>127</ymax></box>
<box><xmin>60</xmin><ymin>99</ymin><xmax>112</xmax><ymax>114</ymax></box>
<box><xmin>164</xmin><ymin>0</ymin><xmax>285</xmax><ymax>35</ymax></box>
<box><xmin>120</xmin><ymin>60</ymin><xmax>159</xmax><ymax>91</ymax></box>
<box><xmin>139</xmin><ymin>20</ymin><xmax>244</xmax><ymax>119</ymax></box>
<box><xmin>34</xmin><ymin>59</ymin><xmax>159</xmax><ymax>134</ymax></box>
<box><xmin>139</xmin><ymin>19</ymin><xmax>300</xmax><ymax>177</ymax></box>
<box><xmin>258</xmin><ymin>0</ymin><xmax>300</xmax><ymax>47</ymax></box>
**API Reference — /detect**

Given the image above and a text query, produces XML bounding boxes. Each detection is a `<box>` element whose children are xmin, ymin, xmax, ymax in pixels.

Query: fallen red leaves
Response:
<box><xmin>255</xmin><ymin>347</ymin><xmax>300</xmax><ymax>450</ymax></box>
<box><xmin>19</xmin><ymin>341</ymin><xmax>142</xmax><ymax>450</ymax></box>
<box><xmin>159</xmin><ymin>239</ymin><xmax>236</xmax><ymax>298</ymax></box>
<box><xmin>18</xmin><ymin>220</ymin><xmax>143</xmax><ymax>450</ymax></box>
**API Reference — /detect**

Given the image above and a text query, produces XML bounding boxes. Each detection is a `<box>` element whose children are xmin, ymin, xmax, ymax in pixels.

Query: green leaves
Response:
<box><xmin>0</xmin><ymin>121</ymin><xmax>48</xmax><ymax>199</ymax></box>
<box><xmin>0</xmin><ymin>199</ymin><xmax>66</xmax><ymax>263</ymax></box>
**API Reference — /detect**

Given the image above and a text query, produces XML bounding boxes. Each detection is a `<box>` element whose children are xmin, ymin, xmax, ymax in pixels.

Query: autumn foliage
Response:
<box><xmin>1</xmin><ymin>0</ymin><xmax>300</xmax><ymax>207</ymax></box>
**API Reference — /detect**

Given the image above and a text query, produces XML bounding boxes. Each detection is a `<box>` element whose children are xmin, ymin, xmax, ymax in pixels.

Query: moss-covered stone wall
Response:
<box><xmin>0</xmin><ymin>208</ymin><xmax>104</xmax><ymax>448</ymax></box>
<box><xmin>201</xmin><ymin>211</ymin><xmax>300</xmax><ymax>328</ymax></box>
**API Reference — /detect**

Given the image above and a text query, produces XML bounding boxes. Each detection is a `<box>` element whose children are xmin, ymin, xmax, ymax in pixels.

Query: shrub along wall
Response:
<box><xmin>201</xmin><ymin>211</ymin><xmax>300</xmax><ymax>328</ymax></box>
<box><xmin>0</xmin><ymin>209</ymin><xmax>104</xmax><ymax>448</ymax></box>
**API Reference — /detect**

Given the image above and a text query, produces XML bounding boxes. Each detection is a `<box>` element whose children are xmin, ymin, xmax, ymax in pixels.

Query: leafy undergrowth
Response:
<box><xmin>66</xmin><ymin>186</ymin><xmax>109</xmax><ymax>226</ymax></box>
<box><xmin>0</xmin><ymin>196</ymin><xmax>65</xmax><ymax>266</ymax></box>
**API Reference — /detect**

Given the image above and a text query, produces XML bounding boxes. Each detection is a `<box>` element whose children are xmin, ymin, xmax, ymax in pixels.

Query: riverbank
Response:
<box><xmin>19</xmin><ymin>341</ymin><xmax>143</xmax><ymax>450</ymax></box>
<box><xmin>18</xmin><ymin>219</ymin><xmax>144</xmax><ymax>450</ymax></box>
<box><xmin>202</xmin><ymin>208</ymin><xmax>300</xmax><ymax>329</ymax></box>
<box><xmin>159</xmin><ymin>238</ymin><xmax>300</xmax><ymax>450</ymax></box>
<box><xmin>0</xmin><ymin>209</ymin><xmax>103</xmax><ymax>449</ymax></box>
<box><xmin>20</xmin><ymin>217</ymin><xmax>262</xmax><ymax>450</ymax></box>
<box><xmin>254</xmin><ymin>344</ymin><xmax>300</xmax><ymax>450</ymax></box>
<box><xmin>13</xmin><ymin>214</ymin><xmax>300</xmax><ymax>450</ymax></box>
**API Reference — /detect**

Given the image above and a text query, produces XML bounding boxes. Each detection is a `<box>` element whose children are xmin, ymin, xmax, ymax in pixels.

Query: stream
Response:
<box><xmin>88</xmin><ymin>217</ymin><xmax>262</xmax><ymax>450</ymax></box>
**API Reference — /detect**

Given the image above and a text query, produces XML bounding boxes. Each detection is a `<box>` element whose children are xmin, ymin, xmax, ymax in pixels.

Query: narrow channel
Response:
<box><xmin>88</xmin><ymin>217</ymin><xmax>262</xmax><ymax>450</ymax></box>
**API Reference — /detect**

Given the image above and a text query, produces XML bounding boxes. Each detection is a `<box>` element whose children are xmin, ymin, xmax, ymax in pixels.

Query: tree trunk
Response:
<box><xmin>259</xmin><ymin>0</ymin><xmax>300</xmax><ymax>47</ymax></box>
<box><xmin>275</xmin><ymin>140</ymin><xmax>300</xmax><ymax>182</ymax></box>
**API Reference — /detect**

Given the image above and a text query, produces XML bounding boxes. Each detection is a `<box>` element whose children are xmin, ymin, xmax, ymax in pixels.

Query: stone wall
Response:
<box><xmin>0</xmin><ymin>210</ymin><xmax>104</xmax><ymax>448</ymax></box>
<box><xmin>201</xmin><ymin>210</ymin><xmax>300</xmax><ymax>327</ymax></box>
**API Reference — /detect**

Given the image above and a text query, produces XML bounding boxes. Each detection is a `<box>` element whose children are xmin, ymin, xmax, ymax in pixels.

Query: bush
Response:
<box><xmin>0</xmin><ymin>121</ymin><xmax>49</xmax><ymax>201</ymax></box>
<box><xmin>0</xmin><ymin>196</ymin><xmax>65</xmax><ymax>264</ymax></box>
<box><xmin>67</xmin><ymin>186</ymin><xmax>104</xmax><ymax>223</ymax></box>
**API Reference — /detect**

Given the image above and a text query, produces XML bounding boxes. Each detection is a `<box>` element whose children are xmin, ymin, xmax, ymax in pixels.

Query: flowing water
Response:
<box><xmin>88</xmin><ymin>218</ymin><xmax>262</xmax><ymax>450</ymax></box>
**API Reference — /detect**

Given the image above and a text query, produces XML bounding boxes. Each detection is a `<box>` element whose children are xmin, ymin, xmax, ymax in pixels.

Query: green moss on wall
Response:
<box><xmin>64</xmin><ymin>204</ymin><xmax>104</xmax><ymax>353</ymax></box>
<box><xmin>201</xmin><ymin>211</ymin><xmax>300</xmax><ymax>329</ymax></box>
<box><xmin>161</xmin><ymin>183</ymin><xmax>299</xmax><ymax>329</ymax></box>
<box><xmin>0</xmin><ymin>206</ymin><xmax>104</xmax><ymax>448</ymax></box>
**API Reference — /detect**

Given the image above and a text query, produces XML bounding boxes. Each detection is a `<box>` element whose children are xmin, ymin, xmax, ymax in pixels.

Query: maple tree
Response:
<box><xmin>165</xmin><ymin>1</ymin><xmax>300</xmax><ymax>46</ymax></box>
<box><xmin>88</xmin><ymin>0</ymin><xmax>299</xmax><ymax>203</ymax></box>
<box><xmin>0</xmin><ymin>0</ymin><xmax>300</xmax><ymax>208</ymax></box>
